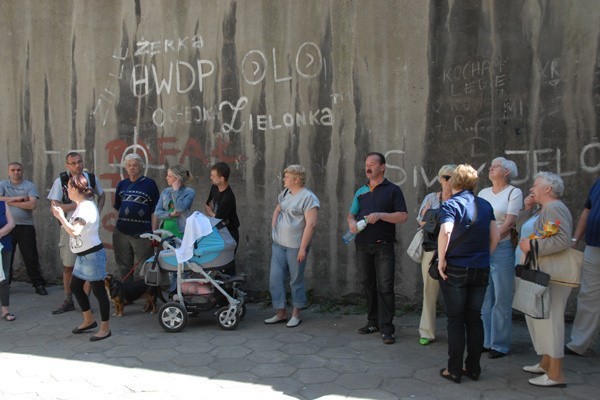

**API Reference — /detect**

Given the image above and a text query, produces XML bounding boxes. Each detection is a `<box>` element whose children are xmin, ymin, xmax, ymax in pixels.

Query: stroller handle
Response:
<box><xmin>140</xmin><ymin>231</ymin><xmax>181</xmax><ymax>251</ymax></box>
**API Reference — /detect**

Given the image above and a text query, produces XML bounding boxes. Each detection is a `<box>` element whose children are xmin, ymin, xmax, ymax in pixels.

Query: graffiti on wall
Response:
<box><xmin>93</xmin><ymin>36</ymin><xmax>335</xmax><ymax>133</ymax></box>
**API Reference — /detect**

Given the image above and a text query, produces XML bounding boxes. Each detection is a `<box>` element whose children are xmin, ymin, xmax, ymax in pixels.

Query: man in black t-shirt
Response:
<box><xmin>205</xmin><ymin>162</ymin><xmax>240</xmax><ymax>274</ymax></box>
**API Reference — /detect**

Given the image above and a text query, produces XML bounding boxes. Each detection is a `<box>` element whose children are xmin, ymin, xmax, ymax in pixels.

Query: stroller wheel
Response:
<box><xmin>158</xmin><ymin>302</ymin><xmax>188</xmax><ymax>333</ymax></box>
<box><xmin>215</xmin><ymin>306</ymin><xmax>240</xmax><ymax>330</ymax></box>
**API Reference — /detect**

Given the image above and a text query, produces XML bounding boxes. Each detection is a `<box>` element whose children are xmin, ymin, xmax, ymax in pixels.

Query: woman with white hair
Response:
<box><xmin>265</xmin><ymin>165</ymin><xmax>319</xmax><ymax>328</ymax></box>
<box><xmin>518</xmin><ymin>172</ymin><xmax>572</xmax><ymax>387</ymax></box>
<box><xmin>478</xmin><ymin>157</ymin><xmax>523</xmax><ymax>358</ymax></box>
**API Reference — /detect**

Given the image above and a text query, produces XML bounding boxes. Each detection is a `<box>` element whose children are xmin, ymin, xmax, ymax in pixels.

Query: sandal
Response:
<box><xmin>2</xmin><ymin>312</ymin><xmax>16</xmax><ymax>321</ymax></box>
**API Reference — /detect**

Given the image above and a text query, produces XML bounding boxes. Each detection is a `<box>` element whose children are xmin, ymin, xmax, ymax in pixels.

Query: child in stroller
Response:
<box><xmin>140</xmin><ymin>212</ymin><xmax>246</xmax><ymax>332</ymax></box>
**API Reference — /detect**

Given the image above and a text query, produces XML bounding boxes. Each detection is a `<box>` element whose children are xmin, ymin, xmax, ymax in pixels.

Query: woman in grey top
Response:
<box><xmin>519</xmin><ymin>172</ymin><xmax>572</xmax><ymax>387</ymax></box>
<box><xmin>265</xmin><ymin>165</ymin><xmax>319</xmax><ymax>328</ymax></box>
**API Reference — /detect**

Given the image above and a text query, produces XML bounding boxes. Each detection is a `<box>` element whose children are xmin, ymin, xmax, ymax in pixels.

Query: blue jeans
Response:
<box><xmin>481</xmin><ymin>240</ymin><xmax>515</xmax><ymax>353</ymax></box>
<box><xmin>356</xmin><ymin>242</ymin><xmax>396</xmax><ymax>335</ymax></box>
<box><xmin>440</xmin><ymin>265</ymin><xmax>489</xmax><ymax>377</ymax></box>
<box><xmin>269</xmin><ymin>242</ymin><xmax>308</xmax><ymax>309</ymax></box>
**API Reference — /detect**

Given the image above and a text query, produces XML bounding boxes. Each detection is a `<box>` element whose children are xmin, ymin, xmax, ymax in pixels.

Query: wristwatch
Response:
<box><xmin>571</xmin><ymin>237</ymin><xmax>578</xmax><ymax>242</ymax></box>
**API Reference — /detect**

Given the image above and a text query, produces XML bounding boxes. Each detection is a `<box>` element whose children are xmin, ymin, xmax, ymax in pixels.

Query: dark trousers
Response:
<box><xmin>71</xmin><ymin>276</ymin><xmax>110</xmax><ymax>322</ymax></box>
<box><xmin>440</xmin><ymin>265</ymin><xmax>489</xmax><ymax>377</ymax></box>
<box><xmin>9</xmin><ymin>225</ymin><xmax>46</xmax><ymax>287</ymax></box>
<box><xmin>356</xmin><ymin>242</ymin><xmax>396</xmax><ymax>335</ymax></box>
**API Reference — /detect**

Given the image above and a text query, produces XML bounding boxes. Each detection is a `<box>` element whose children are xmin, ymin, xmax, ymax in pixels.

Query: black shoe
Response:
<box><xmin>462</xmin><ymin>369</ymin><xmax>480</xmax><ymax>381</ymax></box>
<box><xmin>72</xmin><ymin>321</ymin><xmax>98</xmax><ymax>334</ymax></box>
<box><xmin>482</xmin><ymin>347</ymin><xmax>491</xmax><ymax>353</ymax></box>
<box><xmin>89</xmin><ymin>331</ymin><xmax>111</xmax><ymax>342</ymax></box>
<box><xmin>358</xmin><ymin>324</ymin><xmax>379</xmax><ymax>334</ymax></box>
<box><xmin>440</xmin><ymin>368</ymin><xmax>461</xmax><ymax>383</ymax></box>
<box><xmin>35</xmin><ymin>285</ymin><xmax>48</xmax><ymax>296</ymax></box>
<box><xmin>564</xmin><ymin>346</ymin><xmax>582</xmax><ymax>356</ymax></box>
<box><xmin>382</xmin><ymin>333</ymin><xmax>395</xmax><ymax>345</ymax></box>
<box><xmin>488</xmin><ymin>349</ymin><xmax>507</xmax><ymax>359</ymax></box>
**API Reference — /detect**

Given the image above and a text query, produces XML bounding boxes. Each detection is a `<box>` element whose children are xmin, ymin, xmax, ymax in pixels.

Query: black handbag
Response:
<box><xmin>428</xmin><ymin>199</ymin><xmax>479</xmax><ymax>280</ymax></box>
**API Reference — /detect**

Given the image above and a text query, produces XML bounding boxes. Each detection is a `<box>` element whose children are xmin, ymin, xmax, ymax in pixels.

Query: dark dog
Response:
<box><xmin>104</xmin><ymin>274</ymin><xmax>165</xmax><ymax>317</ymax></box>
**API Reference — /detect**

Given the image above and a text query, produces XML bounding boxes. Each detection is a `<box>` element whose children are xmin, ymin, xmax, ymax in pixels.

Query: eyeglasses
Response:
<box><xmin>441</xmin><ymin>175</ymin><xmax>451</xmax><ymax>181</ymax></box>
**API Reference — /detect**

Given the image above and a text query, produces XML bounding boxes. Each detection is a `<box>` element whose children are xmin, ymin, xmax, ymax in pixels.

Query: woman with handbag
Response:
<box><xmin>518</xmin><ymin>172</ymin><xmax>573</xmax><ymax>387</ymax></box>
<box><xmin>415</xmin><ymin>164</ymin><xmax>455</xmax><ymax>346</ymax></box>
<box><xmin>478</xmin><ymin>157</ymin><xmax>523</xmax><ymax>359</ymax></box>
<box><xmin>437</xmin><ymin>164</ymin><xmax>499</xmax><ymax>383</ymax></box>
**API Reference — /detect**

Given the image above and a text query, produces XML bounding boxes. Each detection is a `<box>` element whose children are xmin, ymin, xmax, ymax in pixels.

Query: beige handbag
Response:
<box><xmin>406</xmin><ymin>229</ymin><xmax>424</xmax><ymax>263</ymax></box>
<box><xmin>538</xmin><ymin>248</ymin><xmax>583</xmax><ymax>287</ymax></box>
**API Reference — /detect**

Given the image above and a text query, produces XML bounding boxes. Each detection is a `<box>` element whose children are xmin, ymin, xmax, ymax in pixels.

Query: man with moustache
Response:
<box><xmin>48</xmin><ymin>152</ymin><xmax>105</xmax><ymax>314</ymax></box>
<box><xmin>346</xmin><ymin>152</ymin><xmax>408</xmax><ymax>344</ymax></box>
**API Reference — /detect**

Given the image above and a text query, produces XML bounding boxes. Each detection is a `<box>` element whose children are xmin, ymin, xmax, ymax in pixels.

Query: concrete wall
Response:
<box><xmin>1</xmin><ymin>0</ymin><xmax>599</xmax><ymax>302</ymax></box>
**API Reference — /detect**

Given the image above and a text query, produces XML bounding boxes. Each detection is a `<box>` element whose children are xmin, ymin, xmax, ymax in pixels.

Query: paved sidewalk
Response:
<box><xmin>1</xmin><ymin>282</ymin><xmax>598</xmax><ymax>399</ymax></box>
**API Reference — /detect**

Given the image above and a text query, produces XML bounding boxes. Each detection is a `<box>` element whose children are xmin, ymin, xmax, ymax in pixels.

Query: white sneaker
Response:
<box><xmin>287</xmin><ymin>316</ymin><xmax>302</xmax><ymax>328</ymax></box>
<box><xmin>528</xmin><ymin>374</ymin><xmax>566</xmax><ymax>387</ymax></box>
<box><xmin>523</xmin><ymin>363</ymin><xmax>546</xmax><ymax>374</ymax></box>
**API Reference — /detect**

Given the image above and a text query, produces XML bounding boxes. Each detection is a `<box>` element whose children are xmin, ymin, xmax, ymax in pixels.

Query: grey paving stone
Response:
<box><xmin>2</xmin><ymin>282</ymin><xmax>600</xmax><ymax>399</ymax></box>
<box><xmin>247</xmin><ymin>349</ymin><xmax>289</xmax><ymax>363</ymax></box>
<box><xmin>293</xmin><ymin>367</ymin><xmax>339</xmax><ymax>384</ymax></box>
<box><xmin>210</xmin><ymin>344</ymin><xmax>252</xmax><ymax>358</ymax></box>
<box><xmin>209</xmin><ymin>357</ymin><xmax>256</xmax><ymax>372</ymax></box>
<box><xmin>253</xmin><ymin>362</ymin><xmax>297</xmax><ymax>378</ymax></box>
<box><xmin>245</xmin><ymin>338</ymin><xmax>285</xmax><ymax>351</ymax></box>
<box><xmin>335</xmin><ymin>371</ymin><xmax>382</xmax><ymax>389</ymax></box>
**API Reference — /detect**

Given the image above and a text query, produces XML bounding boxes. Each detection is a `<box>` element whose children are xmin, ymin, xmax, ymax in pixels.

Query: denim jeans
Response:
<box><xmin>356</xmin><ymin>242</ymin><xmax>396</xmax><ymax>335</ymax></box>
<box><xmin>269</xmin><ymin>242</ymin><xmax>308</xmax><ymax>309</ymax></box>
<box><xmin>481</xmin><ymin>240</ymin><xmax>515</xmax><ymax>354</ymax></box>
<box><xmin>440</xmin><ymin>265</ymin><xmax>489</xmax><ymax>377</ymax></box>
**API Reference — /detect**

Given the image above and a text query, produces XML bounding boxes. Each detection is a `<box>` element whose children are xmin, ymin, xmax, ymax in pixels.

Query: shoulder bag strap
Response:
<box><xmin>446</xmin><ymin>197</ymin><xmax>479</xmax><ymax>254</ymax></box>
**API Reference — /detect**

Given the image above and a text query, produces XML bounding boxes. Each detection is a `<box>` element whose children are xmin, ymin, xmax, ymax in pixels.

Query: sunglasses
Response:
<box><xmin>441</xmin><ymin>175</ymin><xmax>451</xmax><ymax>181</ymax></box>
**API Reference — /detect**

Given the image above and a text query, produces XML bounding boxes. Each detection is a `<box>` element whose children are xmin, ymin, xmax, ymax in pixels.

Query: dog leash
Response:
<box><xmin>121</xmin><ymin>252</ymin><xmax>152</xmax><ymax>281</ymax></box>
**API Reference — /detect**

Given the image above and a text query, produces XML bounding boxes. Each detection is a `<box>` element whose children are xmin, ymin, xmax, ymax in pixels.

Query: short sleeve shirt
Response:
<box><xmin>0</xmin><ymin>179</ymin><xmax>39</xmax><ymax>225</ymax></box>
<box><xmin>349</xmin><ymin>179</ymin><xmax>407</xmax><ymax>244</ymax></box>
<box><xmin>438</xmin><ymin>190</ymin><xmax>496</xmax><ymax>268</ymax></box>
<box><xmin>272</xmin><ymin>188</ymin><xmax>320</xmax><ymax>248</ymax></box>
<box><xmin>69</xmin><ymin>200</ymin><xmax>101</xmax><ymax>254</ymax></box>
<box><xmin>478</xmin><ymin>185</ymin><xmax>523</xmax><ymax>242</ymax></box>
<box><xmin>48</xmin><ymin>171</ymin><xmax>104</xmax><ymax>219</ymax></box>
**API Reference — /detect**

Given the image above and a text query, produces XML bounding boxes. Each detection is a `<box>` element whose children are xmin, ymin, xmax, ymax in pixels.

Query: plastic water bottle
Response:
<box><xmin>342</xmin><ymin>218</ymin><xmax>368</xmax><ymax>244</ymax></box>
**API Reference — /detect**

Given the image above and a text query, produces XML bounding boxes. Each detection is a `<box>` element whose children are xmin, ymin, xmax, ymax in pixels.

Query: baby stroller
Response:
<box><xmin>140</xmin><ymin>213</ymin><xmax>246</xmax><ymax>332</ymax></box>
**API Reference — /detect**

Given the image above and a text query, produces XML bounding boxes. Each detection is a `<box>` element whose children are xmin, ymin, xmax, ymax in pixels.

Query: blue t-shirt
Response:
<box><xmin>114</xmin><ymin>176</ymin><xmax>159</xmax><ymax>236</ymax></box>
<box><xmin>0</xmin><ymin>202</ymin><xmax>12</xmax><ymax>252</ymax></box>
<box><xmin>438</xmin><ymin>190</ymin><xmax>495</xmax><ymax>268</ymax></box>
<box><xmin>584</xmin><ymin>178</ymin><xmax>600</xmax><ymax>247</ymax></box>
<box><xmin>349</xmin><ymin>178</ymin><xmax>407</xmax><ymax>244</ymax></box>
